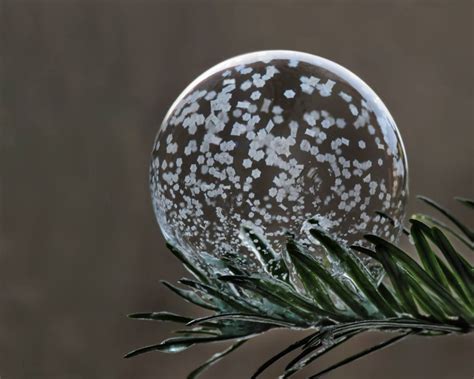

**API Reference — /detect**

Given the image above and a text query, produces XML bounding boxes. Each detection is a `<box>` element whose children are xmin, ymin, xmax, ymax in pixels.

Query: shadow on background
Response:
<box><xmin>1</xmin><ymin>1</ymin><xmax>473</xmax><ymax>378</ymax></box>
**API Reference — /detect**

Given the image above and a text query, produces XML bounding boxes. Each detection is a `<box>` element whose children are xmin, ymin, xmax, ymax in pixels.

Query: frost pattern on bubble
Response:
<box><xmin>150</xmin><ymin>50</ymin><xmax>408</xmax><ymax>275</ymax></box>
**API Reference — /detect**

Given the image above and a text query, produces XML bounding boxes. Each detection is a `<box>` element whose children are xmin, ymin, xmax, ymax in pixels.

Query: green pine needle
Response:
<box><xmin>126</xmin><ymin>196</ymin><xmax>474</xmax><ymax>378</ymax></box>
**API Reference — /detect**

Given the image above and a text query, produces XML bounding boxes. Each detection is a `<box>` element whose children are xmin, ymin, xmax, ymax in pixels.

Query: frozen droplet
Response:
<box><xmin>150</xmin><ymin>50</ymin><xmax>408</xmax><ymax>274</ymax></box>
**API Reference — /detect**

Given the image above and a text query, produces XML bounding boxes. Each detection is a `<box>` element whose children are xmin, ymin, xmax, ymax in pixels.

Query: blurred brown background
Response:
<box><xmin>1</xmin><ymin>0</ymin><xmax>473</xmax><ymax>378</ymax></box>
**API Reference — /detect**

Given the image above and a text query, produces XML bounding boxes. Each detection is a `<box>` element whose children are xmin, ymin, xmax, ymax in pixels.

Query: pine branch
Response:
<box><xmin>126</xmin><ymin>196</ymin><xmax>474</xmax><ymax>378</ymax></box>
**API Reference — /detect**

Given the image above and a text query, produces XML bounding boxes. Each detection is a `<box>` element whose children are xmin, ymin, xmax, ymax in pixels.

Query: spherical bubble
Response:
<box><xmin>150</xmin><ymin>50</ymin><xmax>408</xmax><ymax>275</ymax></box>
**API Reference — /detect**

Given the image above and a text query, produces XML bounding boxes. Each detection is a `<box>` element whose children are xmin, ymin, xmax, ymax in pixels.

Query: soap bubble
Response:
<box><xmin>150</xmin><ymin>50</ymin><xmax>408</xmax><ymax>275</ymax></box>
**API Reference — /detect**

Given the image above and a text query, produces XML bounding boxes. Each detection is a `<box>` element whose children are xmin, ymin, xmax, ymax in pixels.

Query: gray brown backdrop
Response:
<box><xmin>1</xmin><ymin>1</ymin><xmax>473</xmax><ymax>378</ymax></box>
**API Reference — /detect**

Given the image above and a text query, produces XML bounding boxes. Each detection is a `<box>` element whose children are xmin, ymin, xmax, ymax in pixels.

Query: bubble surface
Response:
<box><xmin>150</xmin><ymin>50</ymin><xmax>408</xmax><ymax>274</ymax></box>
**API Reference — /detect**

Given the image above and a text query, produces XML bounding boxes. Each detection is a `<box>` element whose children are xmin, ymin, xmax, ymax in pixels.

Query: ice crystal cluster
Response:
<box><xmin>150</xmin><ymin>50</ymin><xmax>408</xmax><ymax>274</ymax></box>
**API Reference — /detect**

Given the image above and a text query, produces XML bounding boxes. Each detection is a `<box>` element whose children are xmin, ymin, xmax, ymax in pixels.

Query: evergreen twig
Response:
<box><xmin>126</xmin><ymin>196</ymin><xmax>474</xmax><ymax>378</ymax></box>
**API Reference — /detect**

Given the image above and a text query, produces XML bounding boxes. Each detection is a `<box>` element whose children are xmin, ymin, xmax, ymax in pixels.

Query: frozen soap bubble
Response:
<box><xmin>150</xmin><ymin>50</ymin><xmax>408</xmax><ymax>275</ymax></box>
